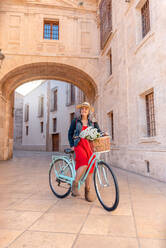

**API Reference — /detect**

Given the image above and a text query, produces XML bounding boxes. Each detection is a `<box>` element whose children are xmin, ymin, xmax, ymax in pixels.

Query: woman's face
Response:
<box><xmin>81</xmin><ymin>106</ymin><xmax>89</xmax><ymax>118</ymax></box>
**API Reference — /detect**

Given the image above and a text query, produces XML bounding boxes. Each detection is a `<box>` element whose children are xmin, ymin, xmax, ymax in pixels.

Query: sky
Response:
<box><xmin>15</xmin><ymin>80</ymin><xmax>44</xmax><ymax>96</ymax></box>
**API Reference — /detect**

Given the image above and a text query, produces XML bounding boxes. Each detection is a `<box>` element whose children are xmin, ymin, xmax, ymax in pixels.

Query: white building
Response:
<box><xmin>14</xmin><ymin>92</ymin><xmax>23</xmax><ymax>149</ymax></box>
<box><xmin>19</xmin><ymin>80</ymin><xmax>85</xmax><ymax>151</ymax></box>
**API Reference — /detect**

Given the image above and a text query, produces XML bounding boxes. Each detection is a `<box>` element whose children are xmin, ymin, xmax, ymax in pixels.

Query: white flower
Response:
<box><xmin>79</xmin><ymin>127</ymin><xmax>101</xmax><ymax>141</ymax></box>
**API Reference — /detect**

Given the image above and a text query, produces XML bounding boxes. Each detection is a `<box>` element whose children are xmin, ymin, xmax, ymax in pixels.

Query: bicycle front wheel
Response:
<box><xmin>94</xmin><ymin>161</ymin><xmax>119</xmax><ymax>211</ymax></box>
<box><xmin>49</xmin><ymin>159</ymin><xmax>72</xmax><ymax>198</ymax></box>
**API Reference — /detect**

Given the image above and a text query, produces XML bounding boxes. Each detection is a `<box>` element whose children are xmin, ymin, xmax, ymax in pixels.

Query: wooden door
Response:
<box><xmin>52</xmin><ymin>134</ymin><xmax>59</xmax><ymax>151</ymax></box>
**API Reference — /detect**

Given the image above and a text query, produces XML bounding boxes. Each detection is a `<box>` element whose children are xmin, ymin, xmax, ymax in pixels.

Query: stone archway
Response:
<box><xmin>0</xmin><ymin>62</ymin><xmax>98</xmax><ymax>160</ymax></box>
<box><xmin>1</xmin><ymin>62</ymin><xmax>97</xmax><ymax>101</ymax></box>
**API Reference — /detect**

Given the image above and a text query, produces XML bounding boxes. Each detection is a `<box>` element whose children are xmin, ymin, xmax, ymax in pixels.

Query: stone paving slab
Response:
<box><xmin>74</xmin><ymin>235</ymin><xmax>139</xmax><ymax>248</ymax></box>
<box><xmin>0</xmin><ymin>151</ymin><xmax>166</xmax><ymax>248</ymax></box>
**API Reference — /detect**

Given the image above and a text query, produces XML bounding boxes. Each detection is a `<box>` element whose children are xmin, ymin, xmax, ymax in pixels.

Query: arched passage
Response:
<box><xmin>0</xmin><ymin>62</ymin><xmax>98</xmax><ymax>160</ymax></box>
<box><xmin>0</xmin><ymin>62</ymin><xmax>97</xmax><ymax>101</ymax></box>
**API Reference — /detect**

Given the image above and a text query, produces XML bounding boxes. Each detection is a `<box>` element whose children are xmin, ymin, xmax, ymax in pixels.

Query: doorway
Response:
<box><xmin>52</xmin><ymin>133</ymin><xmax>59</xmax><ymax>151</ymax></box>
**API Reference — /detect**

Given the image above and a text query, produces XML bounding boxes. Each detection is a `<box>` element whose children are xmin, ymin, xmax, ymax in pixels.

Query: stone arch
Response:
<box><xmin>0</xmin><ymin>62</ymin><xmax>98</xmax><ymax>160</ymax></box>
<box><xmin>0</xmin><ymin>62</ymin><xmax>97</xmax><ymax>102</ymax></box>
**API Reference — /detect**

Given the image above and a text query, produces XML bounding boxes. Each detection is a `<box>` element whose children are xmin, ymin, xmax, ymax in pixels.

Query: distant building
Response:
<box><xmin>14</xmin><ymin>80</ymin><xmax>85</xmax><ymax>152</ymax></box>
<box><xmin>14</xmin><ymin>92</ymin><xmax>24</xmax><ymax>149</ymax></box>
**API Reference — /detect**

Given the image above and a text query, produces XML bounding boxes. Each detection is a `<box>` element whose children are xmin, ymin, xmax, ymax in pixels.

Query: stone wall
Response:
<box><xmin>99</xmin><ymin>0</ymin><xmax>166</xmax><ymax>182</ymax></box>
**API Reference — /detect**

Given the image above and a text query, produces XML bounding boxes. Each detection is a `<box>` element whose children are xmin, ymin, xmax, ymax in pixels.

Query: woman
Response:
<box><xmin>68</xmin><ymin>102</ymin><xmax>101</xmax><ymax>202</ymax></box>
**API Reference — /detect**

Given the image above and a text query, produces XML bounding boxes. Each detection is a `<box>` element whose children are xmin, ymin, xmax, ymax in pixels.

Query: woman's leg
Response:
<box><xmin>85</xmin><ymin>173</ymin><xmax>93</xmax><ymax>189</ymax></box>
<box><xmin>85</xmin><ymin>173</ymin><xmax>95</xmax><ymax>202</ymax></box>
<box><xmin>75</xmin><ymin>165</ymin><xmax>87</xmax><ymax>183</ymax></box>
<box><xmin>72</xmin><ymin>165</ymin><xmax>87</xmax><ymax>196</ymax></box>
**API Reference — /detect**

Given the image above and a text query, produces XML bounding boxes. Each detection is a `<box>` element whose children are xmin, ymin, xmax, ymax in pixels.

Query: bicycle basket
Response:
<box><xmin>89</xmin><ymin>136</ymin><xmax>111</xmax><ymax>152</ymax></box>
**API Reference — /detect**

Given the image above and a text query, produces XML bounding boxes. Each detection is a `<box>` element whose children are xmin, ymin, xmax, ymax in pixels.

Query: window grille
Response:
<box><xmin>99</xmin><ymin>0</ymin><xmax>112</xmax><ymax>49</ymax></box>
<box><xmin>141</xmin><ymin>0</ymin><xmax>150</xmax><ymax>38</ymax></box>
<box><xmin>145</xmin><ymin>92</ymin><xmax>156</xmax><ymax>137</ymax></box>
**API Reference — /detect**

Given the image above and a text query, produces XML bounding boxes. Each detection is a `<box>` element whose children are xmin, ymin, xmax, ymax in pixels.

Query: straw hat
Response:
<box><xmin>76</xmin><ymin>102</ymin><xmax>94</xmax><ymax>112</ymax></box>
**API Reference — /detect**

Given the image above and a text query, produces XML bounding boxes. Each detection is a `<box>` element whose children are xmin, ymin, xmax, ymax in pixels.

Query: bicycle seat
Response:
<box><xmin>64</xmin><ymin>148</ymin><xmax>74</xmax><ymax>154</ymax></box>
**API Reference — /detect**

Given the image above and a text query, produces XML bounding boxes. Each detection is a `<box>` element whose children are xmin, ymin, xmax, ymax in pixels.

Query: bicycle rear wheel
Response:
<box><xmin>49</xmin><ymin>159</ymin><xmax>72</xmax><ymax>198</ymax></box>
<box><xmin>94</xmin><ymin>161</ymin><xmax>119</xmax><ymax>211</ymax></box>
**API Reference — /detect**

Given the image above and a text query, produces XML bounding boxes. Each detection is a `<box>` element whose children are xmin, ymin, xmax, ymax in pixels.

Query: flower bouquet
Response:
<box><xmin>79</xmin><ymin>127</ymin><xmax>111</xmax><ymax>152</ymax></box>
<box><xmin>79</xmin><ymin>127</ymin><xmax>101</xmax><ymax>141</ymax></box>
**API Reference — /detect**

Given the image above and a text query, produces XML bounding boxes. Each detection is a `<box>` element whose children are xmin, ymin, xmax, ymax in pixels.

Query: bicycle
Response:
<box><xmin>49</xmin><ymin>148</ymin><xmax>119</xmax><ymax>211</ymax></box>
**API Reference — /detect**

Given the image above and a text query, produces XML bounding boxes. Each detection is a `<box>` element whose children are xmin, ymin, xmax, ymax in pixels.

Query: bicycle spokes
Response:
<box><xmin>94</xmin><ymin>161</ymin><xmax>119</xmax><ymax>211</ymax></box>
<box><xmin>49</xmin><ymin>159</ymin><xmax>72</xmax><ymax>198</ymax></box>
<box><xmin>97</xmin><ymin>165</ymin><xmax>110</xmax><ymax>187</ymax></box>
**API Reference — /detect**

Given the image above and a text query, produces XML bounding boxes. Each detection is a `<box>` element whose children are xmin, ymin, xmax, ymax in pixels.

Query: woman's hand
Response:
<box><xmin>71</xmin><ymin>147</ymin><xmax>74</xmax><ymax>151</ymax></box>
<box><xmin>100</xmin><ymin>131</ymin><xmax>109</xmax><ymax>137</ymax></box>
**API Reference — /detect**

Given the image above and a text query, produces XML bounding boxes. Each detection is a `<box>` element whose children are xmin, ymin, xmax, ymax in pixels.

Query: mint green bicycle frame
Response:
<box><xmin>50</xmin><ymin>152</ymin><xmax>105</xmax><ymax>190</ymax></box>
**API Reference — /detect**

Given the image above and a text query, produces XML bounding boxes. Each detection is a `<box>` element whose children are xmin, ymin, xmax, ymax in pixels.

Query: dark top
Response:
<box><xmin>68</xmin><ymin>117</ymin><xmax>101</xmax><ymax>147</ymax></box>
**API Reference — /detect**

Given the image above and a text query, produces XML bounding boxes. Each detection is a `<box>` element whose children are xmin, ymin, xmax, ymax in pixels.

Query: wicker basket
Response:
<box><xmin>89</xmin><ymin>136</ymin><xmax>111</xmax><ymax>152</ymax></box>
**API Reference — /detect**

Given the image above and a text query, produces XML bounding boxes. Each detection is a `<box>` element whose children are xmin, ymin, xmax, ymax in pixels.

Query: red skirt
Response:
<box><xmin>74</xmin><ymin>126</ymin><xmax>95</xmax><ymax>174</ymax></box>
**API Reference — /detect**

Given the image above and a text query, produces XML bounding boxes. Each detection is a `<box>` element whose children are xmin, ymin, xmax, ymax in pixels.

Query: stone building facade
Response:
<box><xmin>13</xmin><ymin>92</ymin><xmax>23</xmax><ymax>149</ymax></box>
<box><xmin>16</xmin><ymin>80</ymin><xmax>85</xmax><ymax>151</ymax></box>
<box><xmin>0</xmin><ymin>0</ymin><xmax>166</xmax><ymax>181</ymax></box>
<box><xmin>98</xmin><ymin>0</ymin><xmax>166</xmax><ymax>182</ymax></box>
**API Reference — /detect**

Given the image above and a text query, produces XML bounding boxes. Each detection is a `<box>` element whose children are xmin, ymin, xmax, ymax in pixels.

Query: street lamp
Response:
<box><xmin>0</xmin><ymin>49</ymin><xmax>5</xmax><ymax>68</ymax></box>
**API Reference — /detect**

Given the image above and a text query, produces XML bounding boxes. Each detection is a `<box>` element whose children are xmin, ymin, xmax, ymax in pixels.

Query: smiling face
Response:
<box><xmin>80</xmin><ymin>106</ymin><xmax>90</xmax><ymax>118</ymax></box>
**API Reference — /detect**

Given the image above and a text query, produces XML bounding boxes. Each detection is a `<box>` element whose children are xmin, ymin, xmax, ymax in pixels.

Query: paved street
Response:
<box><xmin>0</xmin><ymin>151</ymin><xmax>166</xmax><ymax>248</ymax></box>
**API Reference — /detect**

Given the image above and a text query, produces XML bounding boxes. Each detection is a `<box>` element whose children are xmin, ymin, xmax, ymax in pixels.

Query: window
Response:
<box><xmin>77</xmin><ymin>89</ymin><xmax>86</xmax><ymax>104</ymax></box>
<box><xmin>66</xmin><ymin>84</ymin><xmax>75</xmax><ymax>106</ymax></box>
<box><xmin>83</xmin><ymin>94</ymin><xmax>86</xmax><ymax>102</ymax></box>
<box><xmin>141</xmin><ymin>0</ymin><xmax>150</xmax><ymax>38</ymax></box>
<box><xmin>53</xmin><ymin>90</ymin><xmax>57</xmax><ymax>111</ymax></box>
<box><xmin>51</xmin><ymin>88</ymin><xmax>58</xmax><ymax>111</ymax></box>
<box><xmin>43</xmin><ymin>20</ymin><xmax>59</xmax><ymax>40</ymax></box>
<box><xmin>38</xmin><ymin>96</ymin><xmax>44</xmax><ymax>117</ymax></box>
<box><xmin>99</xmin><ymin>0</ymin><xmax>112</xmax><ymax>49</ymax></box>
<box><xmin>53</xmin><ymin>118</ymin><xmax>57</xmax><ymax>133</ymax></box>
<box><xmin>70</xmin><ymin>112</ymin><xmax>75</xmax><ymax>123</ymax></box>
<box><xmin>24</xmin><ymin>104</ymin><xmax>29</xmax><ymax>122</ymax></box>
<box><xmin>26</xmin><ymin>126</ymin><xmax>29</xmax><ymax>136</ymax></box>
<box><xmin>51</xmin><ymin>89</ymin><xmax>57</xmax><ymax>111</ymax></box>
<box><xmin>108</xmin><ymin>111</ymin><xmax>114</xmax><ymax>140</ymax></box>
<box><xmin>145</xmin><ymin>92</ymin><xmax>156</xmax><ymax>137</ymax></box>
<box><xmin>40</xmin><ymin>122</ymin><xmax>44</xmax><ymax>133</ymax></box>
<box><xmin>109</xmin><ymin>50</ymin><xmax>112</xmax><ymax>75</ymax></box>
<box><xmin>71</xmin><ymin>85</ymin><xmax>75</xmax><ymax>105</ymax></box>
